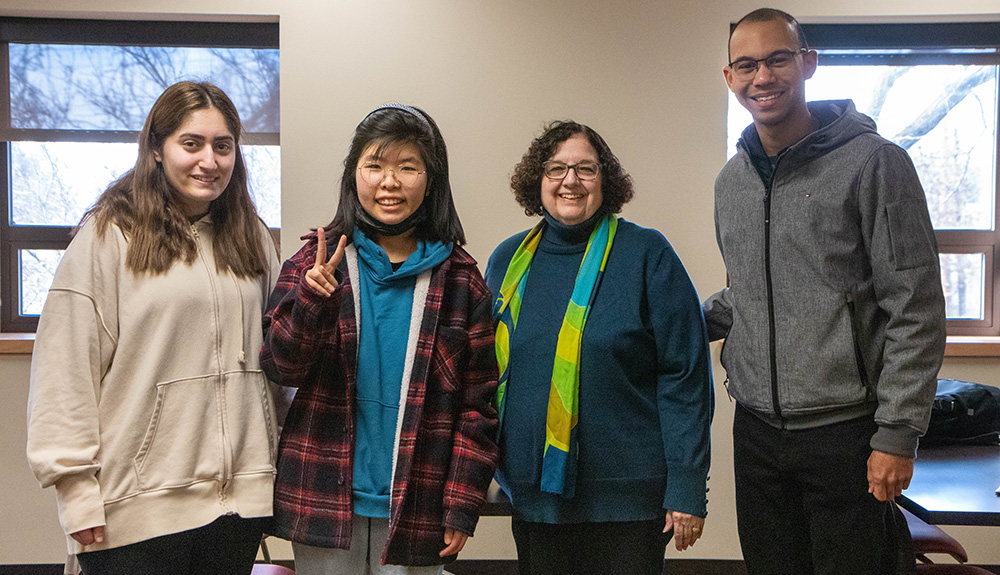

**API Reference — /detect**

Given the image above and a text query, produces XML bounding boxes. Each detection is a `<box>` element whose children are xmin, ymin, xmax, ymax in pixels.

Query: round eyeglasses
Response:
<box><xmin>728</xmin><ymin>48</ymin><xmax>808</xmax><ymax>80</ymax></box>
<box><xmin>358</xmin><ymin>162</ymin><xmax>426</xmax><ymax>187</ymax></box>
<box><xmin>542</xmin><ymin>160</ymin><xmax>601</xmax><ymax>181</ymax></box>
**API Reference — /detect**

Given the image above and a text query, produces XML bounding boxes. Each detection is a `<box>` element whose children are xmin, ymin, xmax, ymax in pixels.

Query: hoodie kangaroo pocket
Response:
<box><xmin>133</xmin><ymin>376</ymin><xmax>222</xmax><ymax>491</ymax></box>
<box><xmin>225</xmin><ymin>371</ymin><xmax>278</xmax><ymax>474</ymax></box>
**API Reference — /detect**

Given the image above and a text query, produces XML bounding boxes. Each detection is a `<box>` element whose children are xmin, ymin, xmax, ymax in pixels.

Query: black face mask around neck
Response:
<box><xmin>354</xmin><ymin>195</ymin><xmax>428</xmax><ymax>238</ymax></box>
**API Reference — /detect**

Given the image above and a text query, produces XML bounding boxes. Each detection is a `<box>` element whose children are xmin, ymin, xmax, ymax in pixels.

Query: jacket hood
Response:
<box><xmin>738</xmin><ymin>99</ymin><xmax>878</xmax><ymax>166</ymax></box>
<box><xmin>353</xmin><ymin>227</ymin><xmax>452</xmax><ymax>281</ymax></box>
<box><xmin>300</xmin><ymin>228</ymin><xmax>479</xmax><ymax>269</ymax></box>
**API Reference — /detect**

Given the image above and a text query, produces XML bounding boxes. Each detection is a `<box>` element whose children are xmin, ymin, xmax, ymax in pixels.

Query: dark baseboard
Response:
<box><xmin>448</xmin><ymin>564</ymin><xmax>1000</xmax><ymax>575</ymax></box>
<box><xmin>4</xmin><ymin>562</ymin><xmax>998</xmax><ymax>575</ymax></box>
<box><xmin>663</xmin><ymin>560</ymin><xmax>749</xmax><ymax>575</ymax></box>
<box><xmin>0</xmin><ymin>568</ymin><xmax>62</xmax><ymax>575</ymax></box>
<box><xmin>447</xmin><ymin>559</ymin><xmax>749</xmax><ymax>574</ymax></box>
<box><xmin>446</xmin><ymin>560</ymin><xmax>513</xmax><ymax>575</ymax></box>
<box><xmin>0</xmin><ymin>562</ymin><xmax>298</xmax><ymax>575</ymax></box>
<box><xmin>447</xmin><ymin>559</ymin><xmax>749</xmax><ymax>575</ymax></box>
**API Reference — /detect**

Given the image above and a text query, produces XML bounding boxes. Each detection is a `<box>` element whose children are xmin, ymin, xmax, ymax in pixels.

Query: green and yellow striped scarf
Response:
<box><xmin>493</xmin><ymin>213</ymin><xmax>618</xmax><ymax>497</ymax></box>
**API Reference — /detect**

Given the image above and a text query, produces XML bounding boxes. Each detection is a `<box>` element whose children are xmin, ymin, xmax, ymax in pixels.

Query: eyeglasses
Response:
<box><xmin>728</xmin><ymin>48</ymin><xmax>808</xmax><ymax>80</ymax></box>
<box><xmin>357</xmin><ymin>162</ymin><xmax>426</xmax><ymax>187</ymax></box>
<box><xmin>542</xmin><ymin>160</ymin><xmax>601</xmax><ymax>181</ymax></box>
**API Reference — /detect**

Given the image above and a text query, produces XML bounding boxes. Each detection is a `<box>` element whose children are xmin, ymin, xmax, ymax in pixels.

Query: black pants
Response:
<box><xmin>733</xmin><ymin>404</ymin><xmax>899</xmax><ymax>575</ymax></box>
<box><xmin>77</xmin><ymin>514</ymin><xmax>265</xmax><ymax>575</ymax></box>
<box><xmin>511</xmin><ymin>516</ymin><xmax>671</xmax><ymax>575</ymax></box>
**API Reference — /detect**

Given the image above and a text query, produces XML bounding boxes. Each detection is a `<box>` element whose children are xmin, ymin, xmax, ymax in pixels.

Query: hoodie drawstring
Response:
<box><xmin>229</xmin><ymin>272</ymin><xmax>247</xmax><ymax>365</ymax></box>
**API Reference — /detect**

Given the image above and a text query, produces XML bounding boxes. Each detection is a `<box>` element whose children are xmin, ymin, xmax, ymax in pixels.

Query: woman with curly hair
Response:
<box><xmin>485</xmin><ymin>120</ymin><xmax>714</xmax><ymax>575</ymax></box>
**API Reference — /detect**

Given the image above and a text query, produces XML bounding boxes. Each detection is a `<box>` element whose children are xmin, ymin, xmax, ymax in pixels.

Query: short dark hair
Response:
<box><xmin>729</xmin><ymin>8</ymin><xmax>809</xmax><ymax>61</ymax></box>
<box><xmin>327</xmin><ymin>105</ymin><xmax>466</xmax><ymax>245</ymax></box>
<box><xmin>510</xmin><ymin>120</ymin><xmax>634</xmax><ymax>217</ymax></box>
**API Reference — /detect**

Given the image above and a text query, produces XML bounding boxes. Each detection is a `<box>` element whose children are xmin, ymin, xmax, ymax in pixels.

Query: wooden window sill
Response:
<box><xmin>0</xmin><ymin>333</ymin><xmax>36</xmax><ymax>354</ymax></box>
<box><xmin>943</xmin><ymin>336</ymin><xmax>1000</xmax><ymax>357</ymax></box>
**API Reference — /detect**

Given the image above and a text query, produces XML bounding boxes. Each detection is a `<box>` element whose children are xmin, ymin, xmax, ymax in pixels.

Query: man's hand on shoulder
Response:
<box><xmin>867</xmin><ymin>450</ymin><xmax>913</xmax><ymax>502</ymax></box>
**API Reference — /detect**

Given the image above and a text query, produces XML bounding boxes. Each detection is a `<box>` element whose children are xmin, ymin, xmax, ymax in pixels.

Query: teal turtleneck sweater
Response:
<box><xmin>485</xmin><ymin>211</ymin><xmax>714</xmax><ymax>522</ymax></box>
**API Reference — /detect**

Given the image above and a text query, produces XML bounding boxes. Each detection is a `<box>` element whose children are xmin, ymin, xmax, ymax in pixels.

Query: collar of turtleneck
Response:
<box><xmin>540</xmin><ymin>208</ymin><xmax>607</xmax><ymax>253</ymax></box>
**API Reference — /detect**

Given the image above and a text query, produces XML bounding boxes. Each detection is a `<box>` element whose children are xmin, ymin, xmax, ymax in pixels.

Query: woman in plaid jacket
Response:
<box><xmin>260</xmin><ymin>104</ymin><xmax>498</xmax><ymax>574</ymax></box>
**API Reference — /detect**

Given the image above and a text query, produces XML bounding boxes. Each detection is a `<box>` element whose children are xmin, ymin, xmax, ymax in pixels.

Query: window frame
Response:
<box><xmin>0</xmin><ymin>17</ymin><xmax>279</xmax><ymax>332</ymax></box>
<box><xmin>799</xmin><ymin>21</ymin><xmax>1000</xmax><ymax>336</ymax></box>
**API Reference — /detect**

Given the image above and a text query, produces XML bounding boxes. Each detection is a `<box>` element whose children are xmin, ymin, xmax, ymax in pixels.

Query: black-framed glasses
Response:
<box><xmin>728</xmin><ymin>48</ymin><xmax>808</xmax><ymax>79</ymax></box>
<box><xmin>357</xmin><ymin>162</ymin><xmax>427</xmax><ymax>186</ymax></box>
<box><xmin>542</xmin><ymin>160</ymin><xmax>601</xmax><ymax>181</ymax></box>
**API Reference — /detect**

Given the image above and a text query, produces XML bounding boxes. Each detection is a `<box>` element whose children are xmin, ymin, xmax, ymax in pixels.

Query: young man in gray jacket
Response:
<box><xmin>704</xmin><ymin>8</ymin><xmax>946</xmax><ymax>575</ymax></box>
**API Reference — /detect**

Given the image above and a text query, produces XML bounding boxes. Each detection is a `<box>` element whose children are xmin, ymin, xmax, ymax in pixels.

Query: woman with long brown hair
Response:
<box><xmin>27</xmin><ymin>81</ymin><xmax>280</xmax><ymax>575</ymax></box>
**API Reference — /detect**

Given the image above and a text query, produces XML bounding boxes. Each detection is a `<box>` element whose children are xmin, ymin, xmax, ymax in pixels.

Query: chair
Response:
<box><xmin>901</xmin><ymin>506</ymin><xmax>968</xmax><ymax>564</ymax></box>
<box><xmin>901</xmin><ymin>506</ymin><xmax>995</xmax><ymax>574</ymax></box>
<box><xmin>254</xmin><ymin>539</ymin><xmax>295</xmax><ymax>574</ymax></box>
<box><xmin>915</xmin><ymin>566</ymin><xmax>996</xmax><ymax>575</ymax></box>
<box><xmin>252</xmin><ymin>564</ymin><xmax>295</xmax><ymax>575</ymax></box>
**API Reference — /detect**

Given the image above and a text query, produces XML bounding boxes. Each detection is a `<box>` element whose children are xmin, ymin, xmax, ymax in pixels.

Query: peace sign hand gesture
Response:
<box><xmin>304</xmin><ymin>227</ymin><xmax>347</xmax><ymax>297</ymax></box>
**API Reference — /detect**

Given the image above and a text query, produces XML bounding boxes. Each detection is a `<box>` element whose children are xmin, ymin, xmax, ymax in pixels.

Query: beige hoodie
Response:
<box><xmin>27</xmin><ymin>215</ymin><xmax>281</xmax><ymax>555</ymax></box>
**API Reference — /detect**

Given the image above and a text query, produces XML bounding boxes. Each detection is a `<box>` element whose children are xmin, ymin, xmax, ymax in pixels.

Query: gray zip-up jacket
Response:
<box><xmin>704</xmin><ymin>100</ymin><xmax>946</xmax><ymax>458</ymax></box>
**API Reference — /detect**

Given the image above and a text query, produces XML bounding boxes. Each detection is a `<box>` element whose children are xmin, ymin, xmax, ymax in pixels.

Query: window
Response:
<box><xmin>726</xmin><ymin>21</ymin><xmax>1000</xmax><ymax>336</ymax></box>
<box><xmin>1</xmin><ymin>17</ymin><xmax>280</xmax><ymax>332</ymax></box>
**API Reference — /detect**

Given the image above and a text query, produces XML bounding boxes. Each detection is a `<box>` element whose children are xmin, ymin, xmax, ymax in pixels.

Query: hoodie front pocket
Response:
<box><xmin>225</xmin><ymin>371</ymin><xmax>278</xmax><ymax>474</ymax></box>
<box><xmin>133</xmin><ymin>376</ymin><xmax>222</xmax><ymax>491</ymax></box>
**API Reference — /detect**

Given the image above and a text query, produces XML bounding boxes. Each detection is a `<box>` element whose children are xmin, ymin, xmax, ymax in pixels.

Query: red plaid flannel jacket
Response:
<box><xmin>260</xmin><ymin>233</ymin><xmax>499</xmax><ymax>566</ymax></box>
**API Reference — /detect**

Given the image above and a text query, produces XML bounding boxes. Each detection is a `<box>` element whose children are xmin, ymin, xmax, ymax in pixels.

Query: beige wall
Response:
<box><xmin>2</xmin><ymin>0</ymin><xmax>999</xmax><ymax>565</ymax></box>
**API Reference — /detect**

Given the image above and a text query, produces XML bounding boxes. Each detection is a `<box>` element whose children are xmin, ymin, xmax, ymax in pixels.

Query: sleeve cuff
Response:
<box><xmin>444</xmin><ymin>508</ymin><xmax>479</xmax><ymax>537</ymax></box>
<box><xmin>295</xmin><ymin>273</ymin><xmax>345</xmax><ymax>318</ymax></box>
<box><xmin>662</xmin><ymin>466</ymin><xmax>709</xmax><ymax>518</ymax></box>
<box><xmin>870</xmin><ymin>425</ymin><xmax>920</xmax><ymax>459</ymax></box>
<box><xmin>55</xmin><ymin>473</ymin><xmax>106</xmax><ymax>536</ymax></box>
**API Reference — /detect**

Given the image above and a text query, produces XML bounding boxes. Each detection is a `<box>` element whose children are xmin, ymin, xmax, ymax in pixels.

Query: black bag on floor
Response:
<box><xmin>921</xmin><ymin>378</ymin><xmax>1000</xmax><ymax>446</ymax></box>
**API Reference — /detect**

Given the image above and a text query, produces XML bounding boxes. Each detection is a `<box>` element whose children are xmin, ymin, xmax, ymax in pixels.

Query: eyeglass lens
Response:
<box><xmin>731</xmin><ymin>50</ymin><xmax>801</xmax><ymax>77</ymax></box>
<box><xmin>544</xmin><ymin>161</ymin><xmax>600</xmax><ymax>180</ymax></box>
<box><xmin>359</xmin><ymin>164</ymin><xmax>425</xmax><ymax>186</ymax></box>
